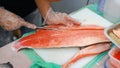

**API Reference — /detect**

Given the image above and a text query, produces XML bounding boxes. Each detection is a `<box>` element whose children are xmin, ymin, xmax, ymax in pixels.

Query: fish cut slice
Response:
<box><xmin>13</xmin><ymin>25</ymin><xmax>110</xmax><ymax>50</ymax></box>
<box><xmin>62</xmin><ymin>42</ymin><xmax>111</xmax><ymax>68</ymax></box>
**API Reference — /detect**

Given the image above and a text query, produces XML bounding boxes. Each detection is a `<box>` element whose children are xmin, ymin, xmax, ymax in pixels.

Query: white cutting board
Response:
<box><xmin>34</xmin><ymin>8</ymin><xmax>113</xmax><ymax>68</ymax></box>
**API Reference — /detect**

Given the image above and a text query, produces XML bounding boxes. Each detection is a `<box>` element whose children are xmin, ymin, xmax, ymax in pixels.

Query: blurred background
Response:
<box><xmin>51</xmin><ymin>0</ymin><xmax>99</xmax><ymax>14</ymax></box>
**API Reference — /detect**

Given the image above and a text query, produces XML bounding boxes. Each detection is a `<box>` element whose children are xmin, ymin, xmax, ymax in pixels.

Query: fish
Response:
<box><xmin>13</xmin><ymin>24</ymin><xmax>110</xmax><ymax>50</ymax></box>
<box><xmin>62</xmin><ymin>42</ymin><xmax>111</xmax><ymax>68</ymax></box>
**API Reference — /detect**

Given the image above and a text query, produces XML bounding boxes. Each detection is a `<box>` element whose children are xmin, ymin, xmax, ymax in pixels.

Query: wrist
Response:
<box><xmin>35</xmin><ymin>0</ymin><xmax>51</xmax><ymax>18</ymax></box>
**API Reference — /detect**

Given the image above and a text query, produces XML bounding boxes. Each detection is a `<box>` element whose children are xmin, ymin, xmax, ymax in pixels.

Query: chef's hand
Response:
<box><xmin>45</xmin><ymin>8</ymin><xmax>80</xmax><ymax>26</ymax></box>
<box><xmin>0</xmin><ymin>8</ymin><xmax>36</xmax><ymax>31</ymax></box>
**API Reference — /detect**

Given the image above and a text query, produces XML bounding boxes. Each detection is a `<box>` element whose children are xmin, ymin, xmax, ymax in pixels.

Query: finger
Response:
<box><xmin>65</xmin><ymin>16</ymin><xmax>81</xmax><ymax>26</ymax></box>
<box><xmin>0</xmin><ymin>23</ymin><xmax>14</xmax><ymax>31</ymax></box>
<box><xmin>1</xmin><ymin>25</ymin><xmax>13</xmax><ymax>31</ymax></box>
<box><xmin>21</xmin><ymin>21</ymin><xmax>37</xmax><ymax>29</ymax></box>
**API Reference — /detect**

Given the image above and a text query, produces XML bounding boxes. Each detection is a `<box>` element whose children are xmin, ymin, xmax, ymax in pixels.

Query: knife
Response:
<box><xmin>36</xmin><ymin>27</ymin><xmax>58</xmax><ymax>30</ymax></box>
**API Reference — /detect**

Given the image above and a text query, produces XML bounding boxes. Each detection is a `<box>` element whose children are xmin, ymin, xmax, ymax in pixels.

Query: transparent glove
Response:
<box><xmin>45</xmin><ymin>8</ymin><xmax>80</xmax><ymax>26</ymax></box>
<box><xmin>0</xmin><ymin>8</ymin><xmax>36</xmax><ymax>31</ymax></box>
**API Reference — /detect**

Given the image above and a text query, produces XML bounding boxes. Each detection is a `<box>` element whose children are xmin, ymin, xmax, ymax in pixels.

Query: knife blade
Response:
<box><xmin>36</xmin><ymin>27</ymin><xmax>58</xmax><ymax>30</ymax></box>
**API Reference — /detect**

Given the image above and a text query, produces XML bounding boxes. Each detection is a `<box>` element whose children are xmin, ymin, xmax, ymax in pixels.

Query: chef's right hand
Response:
<box><xmin>0</xmin><ymin>8</ymin><xmax>36</xmax><ymax>31</ymax></box>
<box><xmin>45</xmin><ymin>8</ymin><xmax>81</xmax><ymax>26</ymax></box>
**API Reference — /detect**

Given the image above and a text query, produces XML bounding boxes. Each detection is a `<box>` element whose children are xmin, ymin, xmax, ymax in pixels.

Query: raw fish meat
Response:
<box><xmin>13</xmin><ymin>25</ymin><xmax>110</xmax><ymax>50</ymax></box>
<box><xmin>62</xmin><ymin>42</ymin><xmax>111</xmax><ymax>68</ymax></box>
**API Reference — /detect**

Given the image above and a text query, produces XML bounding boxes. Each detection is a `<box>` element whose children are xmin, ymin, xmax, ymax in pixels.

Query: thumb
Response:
<box><xmin>21</xmin><ymin>21</ymin><xmax>37</xmax><ymax>29</ymax></box>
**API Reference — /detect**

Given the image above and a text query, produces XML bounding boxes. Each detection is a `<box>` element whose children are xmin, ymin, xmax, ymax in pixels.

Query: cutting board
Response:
<box><xmin>33</xmin><ymin>8</ymin><xmax>113</xmax><ymax>68</ymax></box>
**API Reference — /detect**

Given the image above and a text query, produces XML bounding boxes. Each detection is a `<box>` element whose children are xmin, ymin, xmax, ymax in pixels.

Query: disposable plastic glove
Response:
<box><xmin>45</xmin><ymin>8</ymin><xmax>80</xmax><ymax>26</ymax></box>
<box><xmin>0</xmin><ymin>8</ymin><xmax>36</xmax><ymax>31</ymax></box>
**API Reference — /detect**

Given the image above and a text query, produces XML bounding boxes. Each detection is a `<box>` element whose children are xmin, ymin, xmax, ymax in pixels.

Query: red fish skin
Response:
<box><xmin>62</xmin><ymin>43</ymin><xmax>111</xmax><ymax>68</ymax></box>
<box><xmin>13</xmin><ymin>29</ymin><xmax>109</xmax><ymax>50</ymax></box>
<box><xmin>13</xmin><ymin>25</ymin><xmax>109</xmax><ymax>50</ymax></box>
